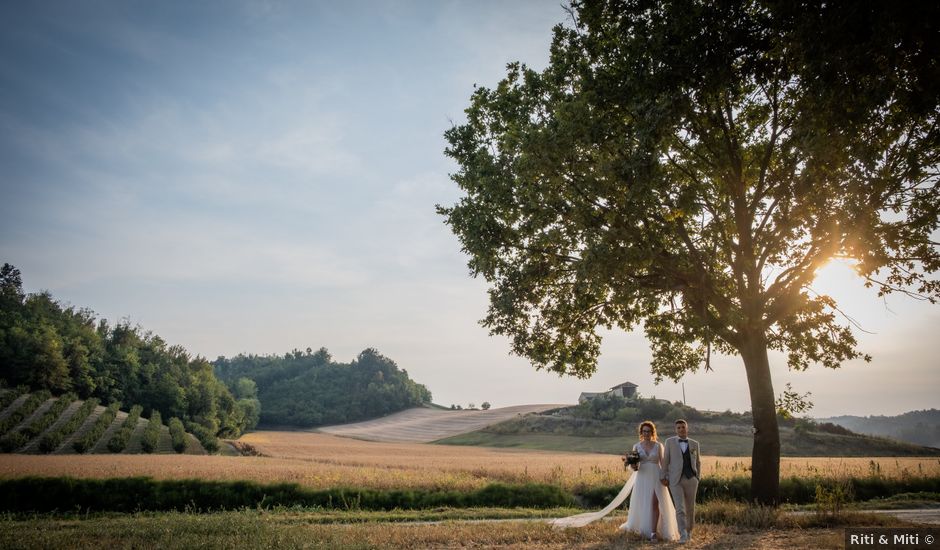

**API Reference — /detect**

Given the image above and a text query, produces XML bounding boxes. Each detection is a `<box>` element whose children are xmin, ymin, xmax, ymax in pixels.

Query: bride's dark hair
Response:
<box><xmin>637</xmin><ymin>420</ymin><xmax>657</xmax><ymax>441</ymax></box>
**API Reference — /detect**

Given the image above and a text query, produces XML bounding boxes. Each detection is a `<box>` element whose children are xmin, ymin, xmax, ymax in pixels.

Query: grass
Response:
<box><xmin>2</xmin><ymin>432</ymin><xmax>937</xmax><ymax>494</ymax></box>
<box><xmin>437</xmin><ymin>425</ymin><xmax>939</xmax><ymax>456</ymax></box>
<box><xmin>0</xmin><ymin>506</ymin><xmax>918</xmax><ymax>549</ymax></box>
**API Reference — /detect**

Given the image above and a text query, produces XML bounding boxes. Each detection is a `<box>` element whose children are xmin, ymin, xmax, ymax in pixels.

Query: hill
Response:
<box><xmin>432</xmin><ymin>397</ymin><xmax>940</xmax><ymax>457</ymax></box>
<box><xmin>0</xmin><ymin>389</ymin><xmax>206</xmax><ymax>455</ymax></box>
<box><xmin>214</xmin><ymin>347</ymin><xmax>432</xmax><ymax>427</ymax></box>
<box><xmin>817</xmin><ymin>409</ymin><xmax>940</xmax><ymax>448</ymax></box>
<box><xmin>316</xmin><ymin>404</ymin><xmax>568</xmax><ymax>443</ymax></box>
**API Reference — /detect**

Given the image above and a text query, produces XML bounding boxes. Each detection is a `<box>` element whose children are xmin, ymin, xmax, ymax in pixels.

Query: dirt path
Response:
<box><xmin>870</xmin><ymin>508</ymin><xmax>940</xmax><ymax>525</ymax></box>
<box><xmin>316</xmin><ymin>404</ymin><xmax>570</xmax><ymax>443</ymax></box>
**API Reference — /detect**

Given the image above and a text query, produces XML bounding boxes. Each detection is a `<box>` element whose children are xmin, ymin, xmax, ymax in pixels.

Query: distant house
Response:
<box><xmin>578</xmin><ymin>381</ymin><xmax>638</xmax><ymax>403</ymax></box>
<box><xmin>610</xmin><ymin>381</ymin><xmax>638</xmax><ymax>399</ymax></box>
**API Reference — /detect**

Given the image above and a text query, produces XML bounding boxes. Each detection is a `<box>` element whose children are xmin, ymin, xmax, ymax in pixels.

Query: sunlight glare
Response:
<box><xmin>812</xmin><ymin>258</ymin><xmax>862</xmax><ymax>296</ymax></box>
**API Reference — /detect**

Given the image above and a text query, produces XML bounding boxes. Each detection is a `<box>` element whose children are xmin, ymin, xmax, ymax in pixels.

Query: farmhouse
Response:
<box><xmin>578</xmin><ymin>381</ymin><xmax>638</xmax><ymax>403</ymax></box>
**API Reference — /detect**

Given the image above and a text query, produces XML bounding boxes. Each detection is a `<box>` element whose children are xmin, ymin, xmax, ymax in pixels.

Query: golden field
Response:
<box><xmin>0</xmin><ymin>431</ymin><xmax>937</xmax><ymax>491</ymax></box>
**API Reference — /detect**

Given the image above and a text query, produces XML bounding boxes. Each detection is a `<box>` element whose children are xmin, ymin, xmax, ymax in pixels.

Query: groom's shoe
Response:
<box><xmin>679</xmin><ymin>530</ymin><xmax>689</xmax><ymax>544</ymax></box>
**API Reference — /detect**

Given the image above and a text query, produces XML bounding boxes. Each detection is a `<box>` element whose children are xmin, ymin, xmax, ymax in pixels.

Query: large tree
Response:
<box><xmin>439</xmin><ymin>0</ymin><xmax>939</xmax><ymax>504</ymax></box>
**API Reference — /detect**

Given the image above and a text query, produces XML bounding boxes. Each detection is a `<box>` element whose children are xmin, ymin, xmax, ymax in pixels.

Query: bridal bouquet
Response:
<box><xmin>624</xmin><ymin>450</ymin><xmax>640</xmax><ymax>469</ymax></box>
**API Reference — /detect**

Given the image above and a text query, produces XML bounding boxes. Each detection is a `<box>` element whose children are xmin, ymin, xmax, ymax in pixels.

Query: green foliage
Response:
<box><xmin>571</xmin><ymin>395</ymin><xmax>685</xmax><ymax>424</ymax></box>
<box><xmin>0</xmin><ymin>478</ymin><xmax>573</xmax><ymax>513</ymax></box>
<box><xmin>38</xmin><ymin>397</ymin><xmax>99</xmax><ymax>453</ymax></box>
<box><xmin>776</xmin><ymin>383</ymin><xmax>814</xmax><ymax>419</ymax></box>
<box><xmin>0</xmin><ymin>389</ymin><xmax>51</xmax><ymax>437</ymax></box>
<box><xmin>168</xmin><ymin>417</ymin><xmax>187</xmax><ymax>453</ymax></box>
<box><xmin>107</xmin><ymin>405</ymin><xmax>143</xmax><ymax>453</ymax></box>
<box><xmin>0</xmin><ymin>263</ymin><xmax>252</xmax><ymax>441</ymax></box>
<box><xmin>214</xmin><ymin>347</ymin><xmax>432</xmax><ymax>427</ymax></box>
<box><xmin>814</xmin><ymin>479</ymin><xmax>854</xmax><ymax>517</ymax></box>
<box><xmin>186</xmin><ymin>421</ymin><xmax>219</xmax><ymax>454</ymax></box>
<box><xmin>73</xmin><ymin>401</ymin><xmax>120</xmax><ymax>453</ymax></box>
<box><xmin>141</xmin><ymin>410</ymin><xmax>162</xmax><ymax>453</ymax></box>
<box><xmin>21</xmin><ymin>392</ymin><xmax>75</xmax><ymax>439</ymax></box>
<box><xmin>0</xmin><ymin>385</ymin><xmax>27</xmax><ymax>412</ymax></box>
<box><xmin>439</xmin><ymin>0</ymin><xmax>939</xmax><ymax>503</ymax></box>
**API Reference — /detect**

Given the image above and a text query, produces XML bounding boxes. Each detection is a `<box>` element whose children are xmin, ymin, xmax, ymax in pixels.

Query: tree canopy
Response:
<box><xmin>214</xmin><ymin>347</ymin><xmax>433</xmax><ymax>427</ymax></box>
<box><xmin>0</xmin><ymin>263</ymin><xmax>257</xmax><ymax>439</ymax></box>
<box><xmin>439</xmin><ymin>0</ymin><xmax>938</xmax><ymax>503</ymax></box>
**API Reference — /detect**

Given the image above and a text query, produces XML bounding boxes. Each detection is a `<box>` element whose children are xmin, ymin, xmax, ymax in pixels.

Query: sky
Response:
<box><xmin>1</xmin><ymin>1</ymin><xmax>936</xmax><ymax>419</ymax></box>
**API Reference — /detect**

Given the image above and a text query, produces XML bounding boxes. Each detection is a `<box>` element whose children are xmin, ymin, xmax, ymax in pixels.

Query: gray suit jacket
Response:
<box><xmin>661</xmin><ymin>436</ymin><xmax>701</xmax><ymax>484</ymax></box>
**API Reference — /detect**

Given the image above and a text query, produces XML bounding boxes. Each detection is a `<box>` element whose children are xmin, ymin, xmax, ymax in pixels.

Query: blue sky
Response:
<box><xmin>1</xmin><ymin>1</ymin><xmax>937</xmax><ymax>417</ymax></box>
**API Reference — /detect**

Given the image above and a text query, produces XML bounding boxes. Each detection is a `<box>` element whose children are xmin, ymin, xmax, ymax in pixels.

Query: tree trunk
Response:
<box><xmin>740</xmin><ymin>331</ymin><xmax>781</xmax><ymax>505</ymax></box>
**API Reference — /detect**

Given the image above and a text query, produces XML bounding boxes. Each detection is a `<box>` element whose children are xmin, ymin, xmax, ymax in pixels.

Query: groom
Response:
<box><xmin>661</xmin><ymin>419</ymin><xmax>701</xmax><ymax>544</ymax></box>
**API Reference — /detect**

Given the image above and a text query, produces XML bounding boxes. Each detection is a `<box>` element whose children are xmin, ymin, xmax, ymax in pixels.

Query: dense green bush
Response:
<box><xmin>168</xmin><ymin>417</ymin><xmax>187</xmax><ymax>453</ymax></box>
<box><xmin>107</xmin><ymin>405</ymin><xmax>142</xmax><ymax>453</ymax></box>
<box><xmin>185</xmin><ymin>422</ymin><xmax>219</xmax><ymax>454</ymax></box>
<box><xmin>0</xmin><ymin>478</ymin><xmax>573</xmax><ymax>513</ymax></box>
<box><xmin>39</xmin><ymin>397</ymin><xmax>99</xmax><ymax>453</ymax></box>
<box><xmin>73</xmin><ymin>401</ymin><xmax>120</xmax><ymax>453</ymax></box>
<box><xmin>0</xmin><ymin>431</ymin><xmax>30</xmax><ymax>452</ymax></box>
<box><xmin>141</xmin><ymin>410</ymin><xmax>162</xmax><ymax>453</ymax></box>
<box><xmin>22</xmin><ymin>393</ymin><xmax>76</xmax><ymax>439</ymax></box>
<box><xmin>0</xmin><ymin>390</ymin><xmax>51</xmax><ymax>437</ymax></box>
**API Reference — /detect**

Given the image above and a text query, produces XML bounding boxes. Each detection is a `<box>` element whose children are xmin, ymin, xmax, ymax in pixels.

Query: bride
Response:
<box><xmin>622</xmin><ymin>421</ymin><xmax>679</xmax><ymax>541</ymax></box>
<box><xmin>550</xmin><ymin>421</ymin><xmax>679</xmax><ymax>542</ymax></box>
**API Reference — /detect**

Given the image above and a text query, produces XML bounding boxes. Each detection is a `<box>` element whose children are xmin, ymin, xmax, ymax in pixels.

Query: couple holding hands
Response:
<box><xmin>551</xmin><ymin>419</ymin><xmax>700</xmax><ymax>544</ymax></box>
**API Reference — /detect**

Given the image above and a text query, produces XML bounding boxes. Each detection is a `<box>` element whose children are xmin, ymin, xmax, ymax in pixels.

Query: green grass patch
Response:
<box><xmin>0</xmin><ymin>477</ymin><xmax>575</xmax><ymax>513</ymax></box>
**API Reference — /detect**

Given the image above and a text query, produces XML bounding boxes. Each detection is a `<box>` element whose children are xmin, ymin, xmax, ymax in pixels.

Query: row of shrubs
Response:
<box><xmin>185</xmin><ymin>422</ymin><xmax>219</xmax><ymax>454</ymax></box>
<box><xmin>0</xmin><ymin>393</ymin><xmax>76</xmax><ymax>452</ymax></box>
<box><xmin>22</xmin><ymin>393</ymin><xmax>76</xmax><ymax>439</ymax></box>
<box><xmin>1</xmin><ymin>390</ymin><xmax>197</xmax><ymax>455</ymax></box>
<box><xmin>578</xmin><ymin>475</ymin><xmax>940</xmax><ymax>508</ymax></box>
<box><xmin>141</xmin><ymin>411</ymin><xmax>162</xmax><ymax>453</ymax></box>
<box><xmin>168</xmin><ymin>417</ymin><xmax>187</xmax><ymax>453</ymax></box>
<box><xmin>0</xmin><ymin>390</ymin><xmax>52</xmax><ymax>439</ymax></box>
<box><xmin>73</xmin><ymin>402</ymin><xmax>121</xmax><ymax>453</ymax></box>
<box><xmin>0</xmin><ymin>386</ymin><xmax>28</xmax><ymax>413</ymax></box>
<box><xmin>0</xmin><ymin>477</ymin><xmax>573</xmax><ymax>513</ymax></box>
<box><xmin>107</xmin><ymin>405</ymin><xmax>143</xmax><ymax>453</ymax></box>
<box><xmin>38</xmin><ymin>398</ymin><xmax>99</xmax><ymax>453</ymax></box>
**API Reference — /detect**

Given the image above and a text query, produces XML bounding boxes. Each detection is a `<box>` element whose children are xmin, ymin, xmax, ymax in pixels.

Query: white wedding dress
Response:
<box><xmin>621</xmin><ymin>442</ymin><xmax>679</xmax><ymax>540</ymax></box>
<box><xmin>550</xmin><ymin>442</ymin><xmax>679</xmax><ymax>542</ymax></box>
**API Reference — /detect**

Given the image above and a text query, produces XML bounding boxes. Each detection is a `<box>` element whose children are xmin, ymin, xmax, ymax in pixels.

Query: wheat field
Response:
<box><xmin>1</xmin><ymin>431</ymin><xmax>937</xmax><ymax>491</ymax></box>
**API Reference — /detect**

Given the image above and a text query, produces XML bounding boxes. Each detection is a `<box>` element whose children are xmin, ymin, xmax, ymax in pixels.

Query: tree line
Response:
<box><xmin>213</xmin><ymin>347</ymin><xmax>432</xmax><ymax>427</ymax></box>
<box><xmin>0</xmin><ymin>263</ymin><xmax>257</xmax><ymax>440</ymax></box>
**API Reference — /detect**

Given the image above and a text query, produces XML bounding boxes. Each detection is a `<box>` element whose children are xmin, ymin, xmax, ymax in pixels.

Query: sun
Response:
<box><xmin>812</xmin><ymin>257</ymin><xmax>862</xmax><ymax>293</ymax></box>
